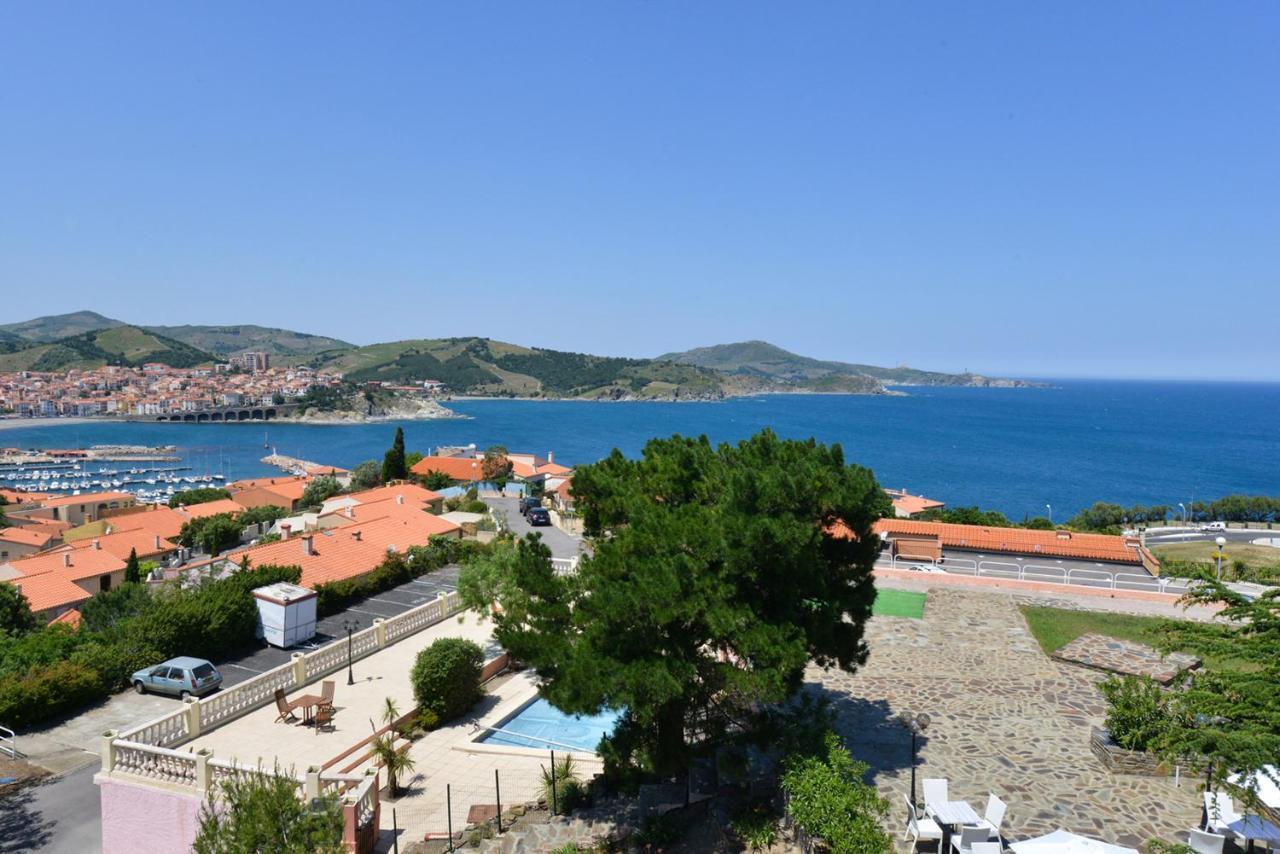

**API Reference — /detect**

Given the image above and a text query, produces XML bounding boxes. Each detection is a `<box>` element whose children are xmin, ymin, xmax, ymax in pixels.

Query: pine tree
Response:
<box><xmin>124</xmin><ymin>547</ymin><xmax>141</xmax><ymax>584</ymax></box>
<box><xmin>382</xmin><ymin>427</ymin><xmax>407</xmax><ymax>483</ymax></box>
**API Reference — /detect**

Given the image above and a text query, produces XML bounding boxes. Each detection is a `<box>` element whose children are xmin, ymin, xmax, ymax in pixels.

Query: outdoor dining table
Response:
<box><xmin>292</xmin><ymin>693</ymin><xmax>326</xmax><ymax>725</ymax></box>
<box><xmin>1227</xmin><ymin>816</ymin><xmax>1280</xmax><ymax>850</ymax></box>
<box><xmin>927</xmin><ymin>800</ymin><xmax>983</xmax><ymax>847</ymax></box>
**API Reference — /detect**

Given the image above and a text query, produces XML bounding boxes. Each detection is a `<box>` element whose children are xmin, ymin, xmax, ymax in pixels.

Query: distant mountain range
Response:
<box><xmin>659</xmin><ymin>340</ymin><xmax>1038</xmax><ymax>389</ymax></box>
<box><xmin>0</xmin><ymin>312</ymin><xmax>1036</xmax><ymax>398</ymax></box>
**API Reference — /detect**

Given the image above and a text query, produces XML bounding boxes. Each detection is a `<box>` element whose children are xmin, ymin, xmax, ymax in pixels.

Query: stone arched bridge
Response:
<box><xmin>145</xmin><ymin>403</ymin><xmax>301</xmax><ymax>423</ymax></box>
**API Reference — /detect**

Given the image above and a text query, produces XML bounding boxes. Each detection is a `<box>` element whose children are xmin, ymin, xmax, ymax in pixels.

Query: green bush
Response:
<box><xmin>168</xmin><ymin>487</ymin><xmax>232</xmax><ymax>508</ymax></box>
<box><xmin>541</xmin><ymin>753</ymin><xmax>587</xmax><ymax>815</ymax></box>
<box><xmin>71</xmin><ymin>640</ymin><xmax>163</xmax><ymax>691</ymax></box>
<box><xmin>461</xmin><ymin>500</ymin><xmax>490</xmax><ymax>514</ymax></box>
<box><xmin>780</xmin><ymin>731</ymin><xmax>890</xmax><ymax>854</ymax></box>
<box><xmin>410</xmin><ymin>637</ymin><xmax>484</xmax><ymax>723</ymax></box>
<box><xmin>731</xmin><ymin>803</ymin><xmax>779</xmax><ymax>851</ymax></box>
<box><xmin>0</xmin><ymin>661</ymin><xmax>103</xmax><ymax>728</ymax></box>
<box><xmin>1100</xmin><ymin>675</ymin><xmax>1179</xmax><ymax>752</ymax></box>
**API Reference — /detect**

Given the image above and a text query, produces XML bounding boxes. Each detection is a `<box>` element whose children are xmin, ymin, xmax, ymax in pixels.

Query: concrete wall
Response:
<box><xmin>97</xmin><ymin>774</ymin><xmax>205</xmax><ymax>854</ymax></box>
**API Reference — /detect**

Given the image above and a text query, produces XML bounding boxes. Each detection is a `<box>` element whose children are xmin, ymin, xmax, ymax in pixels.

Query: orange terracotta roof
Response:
<box><xmin>409</xmin><ymin>456</ymin><xmax>482</xmax><ymax>482</ymax></box>
<box><xmin>39</xmin><ymin>491</ymin><xmax>135</xmax><ymax>508</ymax></box>
<box><xmin>70</xmin><ymin>528</ymin><xmax>177</xmax><ymax>560</ymax></box>
<box><xmin>228</xmin><ymin>475</ymin><xmax>308</xmax><ymax>492</ymax></box>
<box><xmin>867</xmin><ymin>518</ymin><xmax>1144</xmax><ymax>564</ymax></box>
<box><xmin>890</xmin><ymin>493</ymin><xmax>945</xmax><ymax>515</ymax></box>
<box><xmin>8</xmin><ymin>546</ymin><xmax>127</xmax><ymax>581</ymax></box>
<box><xmin>238</xmin><ymin>513</ymin><xmax>460</xmax><ymax>588</ymax></box>
<box><xmin>6</xmin><ymin>573</ymin><xmax>91</xmax><ymax>614</ymax></box>
<box><xmin>1</xmin><ymin>488</ymin><xmax>50</xmax><ymax>503</ymax></box>
<box><xmin>104</xmin><ymin>506</ymin><xmax>187</xmax><ymax>540</ymax></box>
<box><xmin>343</xmin><ymin>483</ymin><xmax>443</xmax><ymax>507</ymax></box>
<box><xmin>0</xmin><ymin>526</ymin><xmax>54</xmax><ymax>549</ymax></box>
<box><xmin>330</xmin><ymin>497</ymin><xmax>461</xmax><ymax>532</ymax></box>
<box><xmin>48</xmin><ymin>607</ymin><xmax>83</xmax><ymax>628</ymax></box>
<box><xmin>174</xmin><ymin>498</ymin><xmax>248</xmax><ymax>520</ymax></box>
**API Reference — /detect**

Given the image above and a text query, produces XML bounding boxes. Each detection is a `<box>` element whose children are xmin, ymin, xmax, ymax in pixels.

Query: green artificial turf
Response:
<box><xmin>872</xmin><ymin>588</ymin><xmax>927</xmax><ymax>619</ymax></box>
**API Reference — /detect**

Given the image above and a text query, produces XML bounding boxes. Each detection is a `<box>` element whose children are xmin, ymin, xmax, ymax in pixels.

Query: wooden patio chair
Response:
<box><xmin>318</xmin><ymin>680</ymin><xmax>335</xmax><ymax>712</ymax></box>
<box><xmin>313</xmin><ymin>702</ymin><xmax>335</xmax><ymax>734</ymax></box>
<box><xmin>274</xmin><ymin>688</ymin><xmax>299</xmax><ymax>723</ymax></box>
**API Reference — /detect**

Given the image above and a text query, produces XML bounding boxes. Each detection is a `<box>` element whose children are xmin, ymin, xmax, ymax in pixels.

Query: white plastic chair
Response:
<box><xmin>1204</xmin><ymin>791</ymin><xmax>1240</xmax><ymax>834</ymax></box>
<box><xmin>976</xmin><ymin>793</ymin><xmax>1006</xmax><ymax>841</ymax></box>
<box><xmin>970</xmin><ymin>844</ymin><xmax>1002</xmax><ymax>854</ymax></box>
<box><xmin>923</xmin><ymin>778</ymin><xmax>949</xmax><ymax>812</ymax></box>
<box><xmin>902</xmin><ymin>792</ymin><xmax>943</xmax><ymax>852</ymax></box>
<box><xmin>1187</xmin><ymin>828</ymin><xmax>1226</xmax><ymax>854</ymax></box>
<box><xmin>951</xmin><ymin>825</ymin><xmax>989</xmax><ymax>854</ymax></box>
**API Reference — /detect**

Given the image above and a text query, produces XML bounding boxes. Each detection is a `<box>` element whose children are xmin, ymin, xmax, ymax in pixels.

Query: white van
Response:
<box><xmin>1199</xmin><ymin>521</ymin><xmax>1227</xmax><ymax>532</ymax></box>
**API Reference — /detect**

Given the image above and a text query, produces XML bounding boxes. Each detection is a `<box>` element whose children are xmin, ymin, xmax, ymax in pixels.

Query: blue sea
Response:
<box><xmin>3</xmin><ymin>380</ymin><xmax>1277</xmax><ymax>519</ymax></box>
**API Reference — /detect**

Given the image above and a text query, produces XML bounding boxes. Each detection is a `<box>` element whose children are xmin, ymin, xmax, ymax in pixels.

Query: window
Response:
<box><xmin>100</xmin><ymin>574</ymin><xmax>112</xmax><ymax>592</ymax></box>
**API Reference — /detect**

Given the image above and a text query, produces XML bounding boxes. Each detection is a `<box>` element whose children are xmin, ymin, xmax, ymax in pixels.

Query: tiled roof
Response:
<box><xmin>889</xmin><ymin>493</ymin><xmax>945</xmax><ymax>515</ymax></box>
<box><xmin>228</xmin><ymin>475</ymin><xmax>308</xmax><ymax>492</ymax></box>
<box><xmin>174</xmin><ymin>498</ymin><xmax>248</xmax><ymax>520</ymax></box>
<box><xmin>40</xmin><ymin>491</ymin><xmax>135</xmax><ymax>508</ymax></box>
<box><xmin>70</xmin><ymin>528</ymin><xmax>177</xmax><ymax>560</ymax></box>
<box><xmin>343</xmin><ymin>483</ymin><xmax>443</xmax><ymax>507</ymax></box>
<box><xmin>0</xmin><ymin>526</ymin><xmax>54</xmax><ymax>549</ymax></box>
<box><xmin>48</xmin><ymin>607</ymin><xmax>83</xmax><ymax>628</ymax></box>
<box><xmin>869</xmin><ymin>518</ymin><xmax>1144</xmax><ymax>564</ymax></box>
<box><xmin>8</xmin><ymin>546</ymin><xmax>127</xmax><ymax>581</ymax></box>
<box><xmin>409</xmin><ymin>456</ymin><xmax>482</xmax><ymax>482</ymax></box>
<box><xmin>104</xmin><ymin>506</ymin><xmax>187</xmax><ymax>540</ymax></box>
<box><xmin>6</xmin><ymin>572</ymin><xmax>92</xmax><ymax>613</ymax></box>
<box><xmin>238</xmin><ymin>513</ymin><xmax>460</xmax><ymax>588</ymax></box>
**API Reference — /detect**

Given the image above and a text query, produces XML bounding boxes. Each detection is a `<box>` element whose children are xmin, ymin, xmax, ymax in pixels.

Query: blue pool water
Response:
<box><xmin>479</xmin><ymin>697</ymin><xmax>622</xmax><ymax>753</ymax></box>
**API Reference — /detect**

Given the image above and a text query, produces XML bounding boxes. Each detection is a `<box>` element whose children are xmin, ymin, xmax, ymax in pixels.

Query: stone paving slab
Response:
<box><xmin>808</xmin><ymin>588</ymin><xmax>1204</xmax><ymax>852</ymax></box>
<box><xmin>1052</xmin><ymin>633</ymin><xmax>1200</xmax><ymax>684</ymax></box>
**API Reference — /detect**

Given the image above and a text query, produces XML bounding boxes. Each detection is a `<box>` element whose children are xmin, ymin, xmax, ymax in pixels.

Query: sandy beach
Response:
<box><xmin>0</xmin><ymin>417</ymin><xmax>102</xmax><ymax>432</ymax></box>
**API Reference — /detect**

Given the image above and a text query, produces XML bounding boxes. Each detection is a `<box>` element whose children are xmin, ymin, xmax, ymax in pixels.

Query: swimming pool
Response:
<box><xmin>479</xmin><ymin>697</ymin><xmax>622</xmax><ymax>753</ymax></box>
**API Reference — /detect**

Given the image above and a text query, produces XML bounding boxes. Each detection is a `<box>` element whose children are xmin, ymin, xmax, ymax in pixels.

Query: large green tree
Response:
<box><xmin>192</xmin><ymin>767</ymin><xmax>344</xmax><ymax>854</ymax></box>
<box><xmin>481</xmin><ymin>445</ymin><xmax>513</xmax><ymax>494</ymax></box>
<box><xmin>124</xmin><ymin>547</ymin><xmax>141</xmax><ymax>584</ymax></box>
<box><xmin>0</xmin><ymin>582</ymin><xmax>38</xmax><ymax>636</ymax></box>
<box><xmin>1151</xmin><ymin>581</ymin><xmax>1280</xmax><ymax>812</ymax></box>
<box><xmin>349</xmin><ymin>460</ymin><xmax>382</xmax><ymax>491</ymax></box>
<box><xmin>300</xmin><ymin>476</ymin><xmax>343</xmax><ymax>509</ymax></box>
<box><xmin>382</xmin><ymin>427</ymin><xmax>407</xmax><ymax>483</ymax></box>
<box><xmin>460</xmin><ymin>429</ymin><xmax>889</xmax><ymax>775</ymax></box>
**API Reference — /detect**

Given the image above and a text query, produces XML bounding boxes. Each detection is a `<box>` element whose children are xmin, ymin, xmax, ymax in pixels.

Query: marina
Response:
<box><xmin>0</xmin><ymin>445</ymin><xmax>226</xmax><ymax>504</ymax></box>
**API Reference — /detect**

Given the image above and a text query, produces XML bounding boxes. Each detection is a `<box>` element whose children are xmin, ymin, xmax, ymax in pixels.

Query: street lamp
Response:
<box><xmin>341</xmin><ymin>618</ymin><xmax>359</xmax><ymax>685</ymax></box>
<box><xmin>1045</xmin><ymin>504</ymin><xmax>1052</xmax><ymax>524</ymax></box>
<box><xmin>898</xmin><ymin>711</ymin><xmax>931</xmax><ymax>810</ymax></box>
<box><xmin>1215</xmin><ymin>536</ymin><xmax>1227</xmax><ymax>582</ymax></box>
<box><xmin>1178</xmin><ymin>503</ymin><xmax>1186</xmax><ymax>527</ymax></box>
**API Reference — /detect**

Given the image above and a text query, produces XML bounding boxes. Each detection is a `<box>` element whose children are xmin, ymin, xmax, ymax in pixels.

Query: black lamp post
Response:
<box><xmin>898</xmin><ymin>711</ymin><xmax>931</xmax><ymax>810</ymax></box>
<box><xmin>341</xmin><ymin>618</ymin><xmax>359</xmax><ymax>685</ymax></box>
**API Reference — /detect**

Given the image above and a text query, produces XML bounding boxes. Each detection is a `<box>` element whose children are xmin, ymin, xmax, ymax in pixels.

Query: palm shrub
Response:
<box><xmin>410</xmin><ymin>637</ymin><xmax>484</xmax><ymax>722</ymax></box>
<box><xmin>370</xmin><ymin>698</ymin><xmax>416</xmax><ymax>798</ymax></box>
<box><xmin>540</xmin><ymin>753</ymin><xmax>586</xmax><ymax>815</ymax></box>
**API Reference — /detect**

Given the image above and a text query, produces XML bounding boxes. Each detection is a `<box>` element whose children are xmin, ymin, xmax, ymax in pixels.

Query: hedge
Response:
<box><xmin>411</xmin><ymin>637</ymin><xmax>484</xmax><ymax>723</ymax></box>
<box><xmin>0</xmin><ymin>564</ymin><xmax>301</xmax><ymax>729</ymax></box>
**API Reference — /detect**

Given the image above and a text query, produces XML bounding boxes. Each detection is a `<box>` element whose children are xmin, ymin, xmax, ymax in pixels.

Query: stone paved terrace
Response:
<box><xmin>808</xmin><ymin>586</ymin><xmax>1203</xmax><ymax>851</ymax></box>
<box><xmin>1053</xmin><ymin>633</ymin><xmax>1201</xmax><ymax>685</ymax></box>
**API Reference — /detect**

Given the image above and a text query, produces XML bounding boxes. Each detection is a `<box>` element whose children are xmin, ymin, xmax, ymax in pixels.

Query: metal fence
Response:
<box><xmin>884</xmin><ymin>553</ymin><xmax>1195</xmax><ymax>595</ymax></box>
<box><xmin>388</xmin><ymin>762</ymin><xmax>555</xmax><ymax>850</ymax></box>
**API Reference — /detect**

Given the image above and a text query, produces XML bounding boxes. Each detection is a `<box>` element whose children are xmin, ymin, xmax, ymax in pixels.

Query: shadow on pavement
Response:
<box><xmin>0</xmin><ymin>782</ymin><xmax>56</xmax><ymax>853</ymax></box>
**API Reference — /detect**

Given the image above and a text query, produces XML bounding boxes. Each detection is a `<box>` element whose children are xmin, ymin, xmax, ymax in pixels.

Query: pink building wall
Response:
<box><xmin>96</xmin><ymin>773</ymin><xmax>205</xmax><ymax>854</ymax></box>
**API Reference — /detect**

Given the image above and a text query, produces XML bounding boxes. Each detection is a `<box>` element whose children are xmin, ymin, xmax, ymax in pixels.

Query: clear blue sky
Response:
<box><xmin>2</xmin><ymin>4</ymin><xmax>1277</xmax><ymax>379</ymax></box>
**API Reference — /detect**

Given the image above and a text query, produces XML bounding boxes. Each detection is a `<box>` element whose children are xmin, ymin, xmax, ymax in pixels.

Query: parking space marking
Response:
<box><xmin>346</xmin><ymin>606</ymin><xmax>393</xmax><ymax>618</ymax></box>
<box><xmin>221</xmin><ymin>662</ymin><xmax>264</xmax><ymax>674</ymax></box>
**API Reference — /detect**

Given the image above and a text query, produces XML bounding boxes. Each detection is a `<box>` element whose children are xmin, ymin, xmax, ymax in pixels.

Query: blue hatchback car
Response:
<box><xmin>131</xmin><ymin>656</ymin><xmax>223</xmax><ymax>699</ymax></box>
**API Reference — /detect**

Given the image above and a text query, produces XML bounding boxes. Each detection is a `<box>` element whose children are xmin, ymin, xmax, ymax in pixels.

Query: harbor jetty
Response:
<box><xmin>261</xmin><ymin>453</ymin><xmax>348</xmax><ymax>477</ymax></box>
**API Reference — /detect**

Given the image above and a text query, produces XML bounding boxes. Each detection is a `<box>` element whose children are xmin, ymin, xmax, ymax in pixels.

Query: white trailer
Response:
<box><xmin>252</xmin><ymin>581</ymin><xmax>318</xmax><ymax>648</ymax></box>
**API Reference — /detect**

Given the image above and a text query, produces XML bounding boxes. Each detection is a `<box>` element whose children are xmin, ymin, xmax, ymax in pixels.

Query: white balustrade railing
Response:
<box><xmin>305</xmin><ymin>640</ymin><xmax>351</xmax><ymax>680</ymax></box>
<box><xmin>884</xmin><ymin>553</ymin><xmax>1186</xmax><ymax>595</ymax></box>
<box><xmin>200</xmin><ymin>665</ymin><xmax>298</xmax><ymax>730</ymax></box>
<box><xmin>350</xmin><ymin>774</ymin><xmax>379</xmax><ymax>828</ymax></box>
<box><xmin>123</xmin><ymin>708</ymin><xmax>190</xmax><ymax>747</ymax></box>
<box><xmin>113</xmin><ymin>739</ymin><xmax>198</xmax><ymax>785</ymax></box>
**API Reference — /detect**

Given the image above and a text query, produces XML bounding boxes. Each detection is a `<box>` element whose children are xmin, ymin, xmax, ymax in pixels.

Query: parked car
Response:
<box><xmin>526</xmin><ymin>507</ymin><xmax>551</xmax><ymax>527</ymax></box>
<box><xmin>1200</xmin><ymin>521</ymin><xmax>1227</xmax><ymax>532</ymax></box>
<box><xmin>131</xmin><ymin>656</ymin><xmax>223</xmax><ymax>699</ymax></box>
<box><xmin>908</xmin><ymin>563</ymin><xmax>947</xmax><ymax>574</ymax></box>
<box><xmin>519</xmin><ymin>497</ymin><xmax>542</xmax><ymax>516</ymax></box>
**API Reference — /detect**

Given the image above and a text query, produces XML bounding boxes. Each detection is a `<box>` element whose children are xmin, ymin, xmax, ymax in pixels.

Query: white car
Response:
<box><xmin>1199</xmin><ymin>521</ymin><xmax>1227</xmax><ymax>532</ymax></box>
<box><xmin>907</xmin><ymin>563</ymin><xmax>947</xmax><ymax>574</ymax></box>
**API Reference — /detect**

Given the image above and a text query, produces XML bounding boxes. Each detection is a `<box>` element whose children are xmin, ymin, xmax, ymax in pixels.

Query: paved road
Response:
<box><xmin>486</xmin><ymin>495</ymin><xmax>584</xmax><ymax>560</ymax></box>
<box><xmin>12</xmin><ymin>565</ymin><xmax>462</xmax><ymax>853</ymax></box>
<box><xmin>1142</xmin><ymin>528</ymin><xmax>1280</xmax><ymax>546</ymax></box>
<box><xmin>0</xmin><ymin>765</ymin><xmax>99</xmax><ymax>854</ymax></box>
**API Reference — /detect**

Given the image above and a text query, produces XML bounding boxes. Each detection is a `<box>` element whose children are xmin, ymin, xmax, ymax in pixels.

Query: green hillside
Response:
<box><xmin>310</xmin><ymin>337</ymin><xmax>728</xmax><ymax>399</ymax></box>
<box><xmin>659</xmin><ymin>340</ymin><xmax>1036</xmax><ymax>388</ymax></box>
<box><xmin>0</xmin><ymin>326</ymin><xmax>217</xmax><ymax>371</ymax></box>
<box><xmin>0</xmin><ymin>311</ymin><xmax>125</xmax><ymax>342</ymax></box>
<box><xmin>143</xmin><ymin>324</ymin><xmax>353</xmax><ymax>358</ymax></box>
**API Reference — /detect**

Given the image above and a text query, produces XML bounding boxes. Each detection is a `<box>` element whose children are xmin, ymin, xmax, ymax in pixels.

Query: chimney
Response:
<box><xmin>301</xmin><ymin>535</ymin><xmax>314</xmax><ymax>556</ymax></box>
<box><xmin>345</xmin><ymin>506</ymin><xmax>354</xmax><ymax>519</ymax></box>
<box><xmin>395</xmin><ymin>495</ymin><xmax>404</xmax><ymax>505</ymax></box>
<box><xmin>387</xmin><ymin>544</ymin><xmax>396</xmax><ymax>553</ymax></box>
<box><xmin>280</xmin><ymin>523</ymin><xmax>291</xmax><ymax>541</ymax></box>
<box><xmin>352</xmin><ymin>530</ymin><xmax>362</xmax><ymax>542</ymax></box>
<box><xmin>548</xmin><ymin>451</ymin><xmax>554</xmax><ymax>464</ymax></box>
<box><xmin>92</xmin><ymin>539</ymin><xmax>101</xmax><ymax>550</ymax></box>
<box><xmin>63</xmin><ymin>552</ymin><xmax>72</xmax><ymax>567</ymax></box>
<box><xmin>154</xmin><ymin>535</ymin><xmax>162</xmax><ymax>550</ymax></box>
